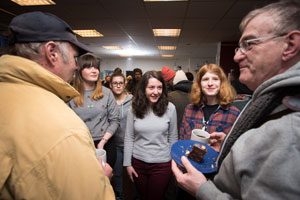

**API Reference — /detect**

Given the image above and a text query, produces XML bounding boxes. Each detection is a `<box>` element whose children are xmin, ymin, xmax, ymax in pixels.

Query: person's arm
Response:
<box><xmin>126</xmin><ymin>166</ymin><xmax>138</xmax><ymax>182</ymax></box>
<box><xmin>98</xmin><ymin>90</ymin><xmax>120</xmax><ymax>148</ymax></box>
<box><xmin>209</xmin><ymin>131</ymin><xmax>226</xmax><ymax>152</ymax></box>
<box><xmin>168</xmin><ymin>103</ymin><xmax>178</xmax><ymax>144</ymax></box>
<box><xmin>123</xmin><ymin>108</ymin><xmax>139</xmax><ymax>181</ymax></box>
<box><xmin>123</xmin><ymin>107</ymin><xmax>134</xmax><ymax>167</ymax></box>
<box><xmin>105</xmin><ymin>90</ymin><xmax>120</xmax><ymax>135</ymax></box>
<box><xmin>97</xmin><ymin>132</ymin><xmax>113</xmax><ymax>149</ymax></box>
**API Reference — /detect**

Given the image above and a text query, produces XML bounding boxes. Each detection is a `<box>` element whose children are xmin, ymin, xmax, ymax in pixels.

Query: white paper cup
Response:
<box><xmin>191</xmin><ymin>129</ymin><xmax>210</xmax><ymax>144</ymax></box>
<box><xmin>96</xmin><ymin>149</ymin><xmax>106</xmax><ymax>167</ymax></box>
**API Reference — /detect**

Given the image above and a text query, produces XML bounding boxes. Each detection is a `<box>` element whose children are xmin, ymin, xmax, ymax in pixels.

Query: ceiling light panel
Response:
<box><xmin>73</xmin><ymin>30</ymin><xmax>103</xmax><ymax>37</ymax></box>
<box><xmin>102</xmin><ymin>46</ymin><xmax>122</xmax><ymax>50</ymax></box>
<box><xmin>158</xmin><ymin>46</ymin><xmax>177</xmax><ymax>50</ymax></box>
<box><xmin>10</xmin><ymin>0</ymin><xmax>55</xmax><ymax>6</ymax></box>
<box><xmin>153</xmin><ymin>29</ymin><xmax>181</xmax><ymax>37</ymax></box>
<box><xmin>161</xmin><ymin>54</ymin><xmax>174</xmax><ymax>57</ymax></box>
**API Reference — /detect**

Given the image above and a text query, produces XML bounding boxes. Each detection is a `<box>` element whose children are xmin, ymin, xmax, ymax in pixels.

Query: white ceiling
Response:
<box><xmin>0</xmin><ymin>0</ymin><xmax>275</xmax><ymax>59</ymax></box>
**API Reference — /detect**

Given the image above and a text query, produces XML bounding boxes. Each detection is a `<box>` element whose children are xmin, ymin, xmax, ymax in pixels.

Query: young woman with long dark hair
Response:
<box><xmin>123</xmin><ymin>70</ymin><xmax>178</xmax><ymax>200</ymax></box>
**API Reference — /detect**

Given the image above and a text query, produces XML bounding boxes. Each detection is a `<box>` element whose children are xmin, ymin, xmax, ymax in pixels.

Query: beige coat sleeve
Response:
<box><xmin>8</xmin><ymin>134</ymin><xmax>115</xmax><ymax>200</ymax></box>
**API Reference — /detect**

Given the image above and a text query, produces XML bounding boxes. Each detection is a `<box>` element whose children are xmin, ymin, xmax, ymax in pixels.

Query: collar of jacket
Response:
<box><xmin>0</xmin><ymin>55</ymin><xmax>79</xmax><ymax>102</ymax></box>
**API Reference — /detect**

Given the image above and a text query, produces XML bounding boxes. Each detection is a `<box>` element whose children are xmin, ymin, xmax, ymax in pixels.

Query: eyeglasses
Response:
<box><xmin>235</xmin><ymin>34</ymin><xmax>286</xmax><ymax>54</ymax></box>
<box><xmin>111</xmin><ymin>82</ymin><xmax>124</xmax><ymax>87</ymax></box>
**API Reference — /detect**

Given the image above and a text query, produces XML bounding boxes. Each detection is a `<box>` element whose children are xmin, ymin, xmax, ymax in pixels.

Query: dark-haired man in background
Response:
<box><xmin>127</xmin><ymin>68</ymin><xmax>143</xmax><ymax>95</ymax></box>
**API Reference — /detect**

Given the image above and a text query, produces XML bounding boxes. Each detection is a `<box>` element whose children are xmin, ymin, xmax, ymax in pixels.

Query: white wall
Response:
<box><xmin>100</xmin><ymin>56</ymin><xmax>217</xmax><ymax>78</ymax></box>
<box><xmin>99</xmin><ymin>42</ymin><xmax>221</xmax><ymax>79</ymax></box>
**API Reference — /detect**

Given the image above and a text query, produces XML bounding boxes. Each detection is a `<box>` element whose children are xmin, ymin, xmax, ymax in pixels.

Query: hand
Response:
<box><xmin>97</xmin><ymin>140</ymin><xmax>105</xmax><ymax>149</ymax></box>
<box><xmin>171</xmin><ymin>157</ymin><xmax>207</xmax><ymax>196</ymax></box>
<box><xmin>126</xmin><ymin>166</ymin><xmax>138</xmax><ymax>182</ymax></box>
<box><xmin>209</xmin><ymin>131</ymin><xmax>226</xmax><ymax>152</ymax></box>
<box><xmin>102</xmin><ymin>163</ymin><xmax>113</xmax><ymax>179</ymax></box>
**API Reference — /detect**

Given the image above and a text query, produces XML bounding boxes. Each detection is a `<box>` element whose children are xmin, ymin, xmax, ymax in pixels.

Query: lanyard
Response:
<box><xmin>202</xmin><ymin>105</ymin><xmax>221</xmax><ymax>132</ymax></box>
<box><xmin>202</xmin><ymin>118</ymin><xmax>208</xmax><ymax>131</ymax></box>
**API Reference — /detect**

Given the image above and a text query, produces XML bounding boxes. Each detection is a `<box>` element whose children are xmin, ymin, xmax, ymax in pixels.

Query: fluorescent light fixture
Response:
<box><xmin>117</xmin><ymin>48</ymin><xmax>150</xmax><ymax>57</ymax></box>
<box><xmin>119</xmin><ymin>54</ymin><xmax>132</xmax><ymax>57</ymax></box>
<box><xmin>153</xmin><ymin>29</ymin><xmax>181</xmax><ymax>37</ymax></box>
<box><xmin>73</xmin><ymin>29</ymin><xmax>103</xmax><ymax>37</ymax></box>
<box><xmin>144</xmin><ymin>0</ymin><xmax>188</xmax><ymax>2</ymax></box>
<box><xmin>10</xmin><ymin>0</ymin><xmax>55</xmax><ymax>6</ymax></box>
<box><xmin>161</xmin><ymin>54</ymin><xmax>174</xmax><ymax>57</ymax></box>
<box><xmin>102</xmin><ymin>46</ymin><xmax>122</xmax><ymax>50</ymax></box>
<box><xmin>158</xmin><ymin>46</ymin><xmax>177</xmax><ymax>50</ymax></box>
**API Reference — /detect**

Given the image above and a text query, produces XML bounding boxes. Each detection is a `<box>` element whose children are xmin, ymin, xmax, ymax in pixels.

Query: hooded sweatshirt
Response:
<box><xmin>173</xmin><ymin>69</ymin><xmax>188</xmax><ymax>85</ymax></box>
<box><xmin>169</xmin><ymin>70</ymin><xmax>193</xmax><ymax>128</ymax></box>
<box><xmin>115</xmin><ymin>94</ymin><xmax>133</xmax><ymax>147</ymax></box>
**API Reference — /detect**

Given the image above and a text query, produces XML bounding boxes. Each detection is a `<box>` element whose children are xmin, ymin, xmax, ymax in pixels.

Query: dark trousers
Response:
<box><xmin>132</xmin><ymin>158</ymin><xmax>172</xmax><ymax>200</ymax></box>
<box><xmin>94</xmin><ymin>138</ymin><xmax>116</xmax><ymax>167</ymax></box>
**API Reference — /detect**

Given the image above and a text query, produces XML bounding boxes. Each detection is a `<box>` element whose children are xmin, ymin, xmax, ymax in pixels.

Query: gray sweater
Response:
<box><xmin>123</xmin><ymin>102</ymin><xmax>178</xmax><ymax>166</ymax></box>
<box><xmin>196</xmin><ymin>61</ymin><xmax>300</xmax><ymax>199</ymax></box>
<box><xmin>69</xmin><ymin>86</ymin><xmax>120</xmax><ymax>141</ymax></box>
<box><xmin>114</xmin><ymin>94</ymin><xmax>133</xmax><ymax>147</ymax></box>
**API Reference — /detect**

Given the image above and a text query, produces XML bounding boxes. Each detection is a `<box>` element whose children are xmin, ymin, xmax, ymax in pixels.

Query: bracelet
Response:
<box><xmin>101</xmin><ymin>138</ymin><xmax>108</xmax><ymax>142</ymax></box>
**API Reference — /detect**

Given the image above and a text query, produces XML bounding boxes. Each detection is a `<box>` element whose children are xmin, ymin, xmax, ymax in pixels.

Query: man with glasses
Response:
<box><xmin>0</xmin><ymin>12</ymin><xmax>114</xmax><ymax>199</ymax></box>
<box><xmin>172</xmin><ymin>1</ymin><xmax>300</xmax><ymax>199</ymax></box>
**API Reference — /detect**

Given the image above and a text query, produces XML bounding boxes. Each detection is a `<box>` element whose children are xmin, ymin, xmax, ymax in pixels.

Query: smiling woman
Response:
<box><xmin>123</xmin><ymin>70</ymin><xmax>178</xmax><ymax>200</ymax></box>
<box><xmin>68</xmin><ymin>53</ymin><xmax>120</xmax><ymax>168</ymax></box>
<box><xmin>180</xmin><ymin>64</ymin><xmax>240</xmax><ymax>151</ymax></box>
<box><xmin>176</xmin><ymin>63</ymin><xmax>241</xmax><ymax>199</ymax></box>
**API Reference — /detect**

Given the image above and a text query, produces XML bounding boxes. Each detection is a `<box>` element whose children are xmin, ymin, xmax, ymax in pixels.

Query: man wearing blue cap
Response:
<box><xmin>0</xmin><ymin>12</ymin><xmax>115</xmax><ymax>199</ymax></box>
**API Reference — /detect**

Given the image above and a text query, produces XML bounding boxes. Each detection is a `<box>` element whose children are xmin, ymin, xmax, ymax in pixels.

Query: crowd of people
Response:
<box><xmin>1</xmin><ymin>0</ymin><xmax>299</xmax><ymax>200</ymax></box>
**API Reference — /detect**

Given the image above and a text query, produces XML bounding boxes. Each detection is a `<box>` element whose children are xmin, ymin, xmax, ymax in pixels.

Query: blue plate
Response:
<box><xmin>171</xmin><ymin>140</ymin><xmax>219</xmax><ymax>174</ymax></box>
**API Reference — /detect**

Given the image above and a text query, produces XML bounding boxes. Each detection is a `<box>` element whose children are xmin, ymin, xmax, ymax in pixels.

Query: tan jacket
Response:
<box><xmin>0</xmin><ymin>55</ymin><xmax>115</xmax><ymax>199</ymax></box>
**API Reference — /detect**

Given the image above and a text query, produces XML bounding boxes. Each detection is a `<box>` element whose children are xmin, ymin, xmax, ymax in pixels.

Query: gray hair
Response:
<box><xmin>12</xmin><ymin>41</ymin><xmax>70</xmax><ymax>63</ymax></box>
<box><xmin>12</xmin><ymin>42</ymin><xmax>43</xmax><ymax>60</ymax></box>
<box><xmin>240</xmin><ymin>0</ymin><xmax>300</xmax><ymax>35</ymax></box>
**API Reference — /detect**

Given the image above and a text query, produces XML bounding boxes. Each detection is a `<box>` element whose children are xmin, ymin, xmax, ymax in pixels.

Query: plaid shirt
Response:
<box><xmin>179</xmin><ymin>103</ymin><xmax>240</xmax><ymax>140</ymax></box>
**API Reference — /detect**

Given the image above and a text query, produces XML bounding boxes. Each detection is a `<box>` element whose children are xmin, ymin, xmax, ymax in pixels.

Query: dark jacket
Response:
<box><xmin>168</xmin><ymin>80</ymin><xmax>193</xmax><ymax>129</ymax></box>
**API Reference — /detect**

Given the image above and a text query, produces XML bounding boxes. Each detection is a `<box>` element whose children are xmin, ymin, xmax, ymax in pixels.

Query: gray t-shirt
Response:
<box><xmin>123</xmin><ymin>102</ymin><xmax>178</xmax><ymax>166</ymax></box>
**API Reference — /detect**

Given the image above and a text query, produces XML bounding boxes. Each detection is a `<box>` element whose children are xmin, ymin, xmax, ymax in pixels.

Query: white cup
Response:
<box><xmin>191</xmin><ymin>129</ymin><xmax>210</xmax><ymax>144</ymax></box>
<box><xmin>96</xmin><ymin>149</ymin><xmax>106</xmax><ymax>167</ymax></box>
